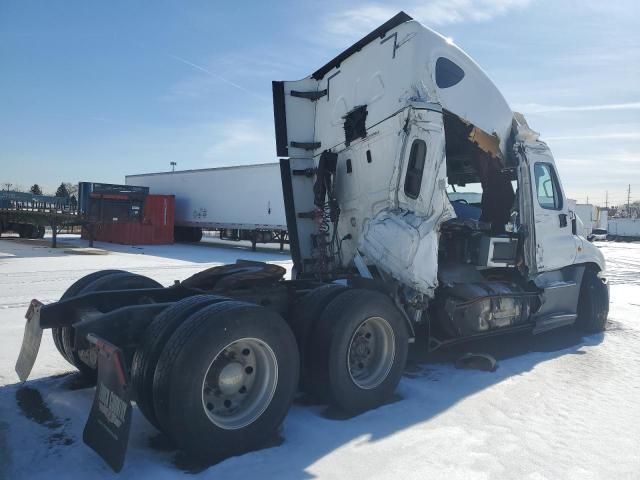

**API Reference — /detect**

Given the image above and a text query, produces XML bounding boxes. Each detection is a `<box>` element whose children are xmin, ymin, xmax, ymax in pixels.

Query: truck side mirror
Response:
<box><xmin>569</xmin><ymin>211</ymin><xmax>577</xmax><ymax>234</ymax></box>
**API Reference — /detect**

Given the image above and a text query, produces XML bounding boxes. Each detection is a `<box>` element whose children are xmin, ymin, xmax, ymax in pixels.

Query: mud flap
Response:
<box><xmin>83</xmin><ymin>334</ymin><xmax>132</xmax><ymax>473</ymax></box>
<box><xmin>15</xmin><ymin>299</ymin><xmax>44</xmax><ymax>382</ymax></box>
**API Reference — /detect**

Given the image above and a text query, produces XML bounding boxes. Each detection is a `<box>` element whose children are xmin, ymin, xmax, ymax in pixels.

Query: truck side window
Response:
<box><xmin>435</xmin><ymin>57</ymin><xmax>465</xmax><ymax>88</ymax></box>
<box><xmin>534</xmin><ymin>163</ymin><xmax>562</xmax><ymax>210</ymax></box>
<box><xmin>404</xmin><ymin>139</ymin><xmax>427</xmax><ymax>199</ymax></box>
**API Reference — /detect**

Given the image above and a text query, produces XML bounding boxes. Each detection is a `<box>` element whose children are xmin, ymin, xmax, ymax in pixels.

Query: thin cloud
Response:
<box><xmin>547</xmin><ymin>132</ymin><xmax>640</xmax><ymax>141</ymax></box>
<box><xmin>322</xmin><ymin>0</ymin><xmax>533</xmax><ymax>44</ymax></box>
<box><xmin>167</xmin><ymin>53</ymin><xmax>269</xmax><ymax>102</ymax></box>
<box><xmin>514</xmin><ymin>101</ymin><xmax>640</xmax><ymax>114</ymax></box>
<box><xmin>204</xmin><ymin>118</ymin><xmax>275</xmax><ymax>165</ymax></box>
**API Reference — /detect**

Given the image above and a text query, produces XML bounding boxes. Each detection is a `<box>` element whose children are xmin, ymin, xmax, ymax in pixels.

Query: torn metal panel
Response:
<box><xmin>359</xmin><ymin>200</ymin><xmax>455</xmax><ymax>297</ymax></box>
<box><xmin>467</xmin><ymin>125</ymin><xmax>502</xmax><ymax>160</ymax></box>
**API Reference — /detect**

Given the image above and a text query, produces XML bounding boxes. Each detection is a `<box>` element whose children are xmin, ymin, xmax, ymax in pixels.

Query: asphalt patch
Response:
<box><xmin>15</xmin><ymin>386</ymin><xmax>75</xmax><ymax>449</ymax></box>
<box><xmin>15</xmin><ymin>387</ymin><xmax>62</xmax><ymax>429</ymax></box>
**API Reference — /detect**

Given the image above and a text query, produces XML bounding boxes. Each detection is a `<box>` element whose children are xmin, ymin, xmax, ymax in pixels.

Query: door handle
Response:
<box><xmin>558</xmin><ymin>213</ymin><xmax>567</xmax><ymax>228</ymax></box>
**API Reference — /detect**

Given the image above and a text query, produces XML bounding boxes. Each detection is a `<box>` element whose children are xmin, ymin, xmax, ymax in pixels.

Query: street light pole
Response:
<box><xmin>170</xmin><ymin>161</ymin><xmax>177</xmax><ymax>172</ymax></box>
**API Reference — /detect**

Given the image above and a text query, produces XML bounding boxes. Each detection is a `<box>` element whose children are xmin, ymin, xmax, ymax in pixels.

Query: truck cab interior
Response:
<box><xmin>439</xmin><ymin>111</ymin><xmax>521</xmax><ymax>269</ymax></box>
<box><xmin>434</xmin><ymin>111</ymin><xmax>531</xmax><ymax>340</ymax></box>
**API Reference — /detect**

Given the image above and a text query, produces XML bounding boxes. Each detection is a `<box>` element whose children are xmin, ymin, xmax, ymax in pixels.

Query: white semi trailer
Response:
<box><xmin>16</xmin><ymin>12</ymin><xmax>609</xmax><ymax>472</ymax></box>
<box><xmin>126</xmin><ymin>163</ymin><xmax>287</xmax><ymax>248</ymax></box>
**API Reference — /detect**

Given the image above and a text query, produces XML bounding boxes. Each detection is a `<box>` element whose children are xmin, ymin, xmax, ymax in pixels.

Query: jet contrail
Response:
<box><xmin>168</xmin><ymin>53</ymin><xmax>269</xmax><ymax>102</ymax></box>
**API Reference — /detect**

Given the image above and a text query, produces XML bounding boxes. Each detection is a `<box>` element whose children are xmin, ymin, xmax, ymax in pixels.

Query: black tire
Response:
<box><xmin>289</xmin><ymin>284</ymin><xmax>348</xmax><ymax>392</ymax></box>
<box><xmin>28</xmin><ymin>225</ymin><xmax>42</xmax><ymax>239</ymax></box>
<box><xmin>173</xmin><ymin>227</ymin><xmax>184</xmax><ymax>242</ymax></box>
<box><xmin>61</xmin><ymin>272</ymin><xmax>162</xmax><ymax>380</ymax></box>
<box><xmin>191</xmin><ymin>228</ymin><xmax>203</xmax><ymax>242</ymax></box>
<box><xmin>131</xmin><ymin>294</ymin><xmax>229</xmax><ymax>431</ymax></box>
<box><xmin>153</xmin><ymin>301</ymin><xmax>299</xmax><ymax>462</ymax></box>
<box><xmin>576</xmin><ymin>268</ymin><xmax>609</xmax><ymax>333</ymax></box>
<box><xmin>309</xmin><ymin>289</ymin><xmax>409</xmax><ymax>414</ymax></box>
<box><xmin>52</xmin><ymin>269</ymin><xmax>127</xmax><ymax>365</ymax></box>
<box><xmin>174</xmin><ymin>227</ymin><xmax>202</xmax><ymax>243</ymax></box>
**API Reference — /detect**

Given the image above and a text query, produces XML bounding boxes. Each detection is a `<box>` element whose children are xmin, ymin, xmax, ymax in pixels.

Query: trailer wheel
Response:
<box><xmin>289</xmin><ymin>284</ymin><xmax>348</xmax><ymax>392</ymax></box>
<box><xmin>53</xmin><ymin>269</ymin><xmax>128</xmax><ymax>365</ymax></box>
<box><xmin>191</xmin><ymin>227</ymin><xmax>203</xmax><ymax>242</ymax></box>
<box><xmin>153</xmin><ymin>301</ymin><xmax>298</xmax><ymax>462</ymax></box>
<box><xmin>27</xmin><ymin>225</ymin><xmax>43</xmax><ymax>239</ymax></box>
<box><xmin>576</xmin><ymin>268</ymin><xmax>609</xmax><ymax>333</ymax></box>
<box><xmin>309</xmin><ymin>289</ymin><xmax>409</xmax><ymax>414</ymax></box>
<box><xmin>61</xmin><ymin>272</ymin><xmax>162</xmax><ymax>380</ymax></box>
<box><xmin>131</xmin><ymin>294</ymin><xmax>229</xmax><ymax>431</ymax></box>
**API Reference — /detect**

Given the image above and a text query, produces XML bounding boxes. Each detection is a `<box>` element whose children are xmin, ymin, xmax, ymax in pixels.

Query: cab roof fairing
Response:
<box><xmin>274</xmin><ymin>14</ymin><xmax>515</xmax><ymax>159</ymax></box>
<box><xmin>412</xmin><ymin>21</ymin><xmax>514</xmax><ymax>156</ymax></box>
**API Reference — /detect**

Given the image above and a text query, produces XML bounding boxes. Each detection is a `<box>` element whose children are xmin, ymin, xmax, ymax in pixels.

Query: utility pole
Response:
<box><xmin>605</xmin><ymin>191</ymin><xmax>608</xmax><ymax>209</ymax></box>
<box><xmin>627</xmin><ymin>184</ymin><xmax>631</xmax><ymax>217</ymax></box>
<box><xmin>170</xmin><ymin>161</ymin><xmax>177</xmax><ymax>172</ymax></box>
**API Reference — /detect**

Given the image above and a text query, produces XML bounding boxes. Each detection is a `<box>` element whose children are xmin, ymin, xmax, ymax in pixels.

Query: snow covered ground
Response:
<box><xmin>0</xmin><ymin>236</ymin><xmax>638</xmax><ymax>479</ymax></box>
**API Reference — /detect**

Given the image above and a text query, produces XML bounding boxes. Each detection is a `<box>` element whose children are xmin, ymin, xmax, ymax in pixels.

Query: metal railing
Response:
<box><xmin>0</xmin><ymin>191</ymin><xmax>78</xmax><ymax>214</ymax></box>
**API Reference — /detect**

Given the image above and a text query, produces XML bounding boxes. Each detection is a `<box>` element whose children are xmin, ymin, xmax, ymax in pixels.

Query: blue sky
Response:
<box><xmin>1</xmin><ymin>0</ymin><xmax>638</xmax><ymax>206</ymax></box>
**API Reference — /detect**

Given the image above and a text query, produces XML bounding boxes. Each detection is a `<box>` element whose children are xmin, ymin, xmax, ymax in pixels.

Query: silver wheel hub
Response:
<box><xmin>202</xmin><ymin>338</ymin><xmax>278</xmax><ymax>430</ymax></box>
<box><xmin>347</xmin><ymin>316</ymin><xmax>395</xmax><ymax>390</ymax></box>
<box><xmin>218</xmin><ymin>362</ymin><xmax>245</xmax><ymax>395</ymax></box>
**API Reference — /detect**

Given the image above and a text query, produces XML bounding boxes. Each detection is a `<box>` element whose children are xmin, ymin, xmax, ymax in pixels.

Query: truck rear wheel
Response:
<box><xmin>309</xmin><ymin>289</ymin><xmax>409</xmax><ymax>414</ymax></box>
<box><xmin>153</xmin><ymin>301</ymin><xmax>298</xmax><ymax>462</ymax></box>
<box><xmin>61</xmin><ymin>272</ymin><xmax>162</xmax><ymax>380</ymax></box>
<box><xmin>131</xmin><ymin>294</ymin><xmax>229</xmax><ymax>431</ymax></box>
<box><xmin>53</xmin><ymin>269</ymin><xmax>127</xmax><ymax>365</ymax></box>
<box><xmin>576</xmin><ymin>268</ymin><xmax>609</xmax><ymax>333</ymax></box>
<box><xmin>289</xmin><ymin>284</ymin><xmax>348</xmax><ymax>392</ymax></box>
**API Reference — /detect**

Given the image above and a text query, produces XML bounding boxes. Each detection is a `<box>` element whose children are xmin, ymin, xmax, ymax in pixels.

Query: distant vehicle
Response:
<box><xmin>571</xmin><ymin>202</ymin><xmax>608</xmax><ymax>240</ymax></box>
<box><xmin>126</xmin><ymin>163</ymin><xmax>287</xmax><ymax>249</ymax></box>
<box><xmin>0</xmin><ymin>191</ymin><xmax>57</xmax><ymax>239</ymax></box>
<box><xmin>608</xmin><ymin>218</ymin><xmax>640</xmax><ymax>240</ymax></box>
<box><xmin>590</xmin><ymin>228</ymin><xmax>608</xmax><ymax>241</ymax></box>
<box><xmin>16</xmin><ymin>12</ymin><xmax>609</xmax><ymax>472</ymax></box>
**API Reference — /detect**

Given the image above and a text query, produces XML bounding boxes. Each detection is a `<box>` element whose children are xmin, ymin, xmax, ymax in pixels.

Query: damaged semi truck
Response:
<box><xmin>15</xmin><ymin>12</ymin><xmax>608</xmax><ymax>472</ymax></box>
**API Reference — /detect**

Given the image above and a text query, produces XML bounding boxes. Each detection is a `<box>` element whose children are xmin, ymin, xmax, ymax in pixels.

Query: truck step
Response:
<box><xmin>532</xmin><ymin>313</ymin><xmax>576</xmax><ymax>335</ymax></box>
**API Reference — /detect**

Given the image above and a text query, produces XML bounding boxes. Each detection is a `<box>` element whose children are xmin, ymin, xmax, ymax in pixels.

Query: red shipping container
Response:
<box><xmin>82</xmin><ymin>194</ymin><xmax>175</xmax><ymax>245</ymax></box>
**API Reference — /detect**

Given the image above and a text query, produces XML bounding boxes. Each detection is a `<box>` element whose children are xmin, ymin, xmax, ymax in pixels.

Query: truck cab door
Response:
<box><xmin>524</xmin><ymin>142</ymin><xmax>577</xmax><ymax>272</ymax></box>
<box><xmin>359</xmin><ymin>104</ymin><xmax>454</xmax><ymax>296</ymax></box>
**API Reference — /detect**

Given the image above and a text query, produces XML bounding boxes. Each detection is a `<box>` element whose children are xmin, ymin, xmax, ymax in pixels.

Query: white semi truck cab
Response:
<box><xmin>274</xmin><ymin>11</ymin><xmax>606</xmax><ymax>338</ymax></box>
<box><xmin>15</xmin><ymin>12</ymin><xmax>609</xmax><ymax>472</ymax></box>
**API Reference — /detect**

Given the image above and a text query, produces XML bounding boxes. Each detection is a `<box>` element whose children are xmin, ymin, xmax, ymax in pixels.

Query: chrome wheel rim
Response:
<box><xmin>202</xmin><ymin>338</ymin><xmax>278</xmax><ymax>430</ymax></box>
<box><xmin>347</xmin><ymin>316</ymin><xmax>395</xmax><ymax>389</ymax></box>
